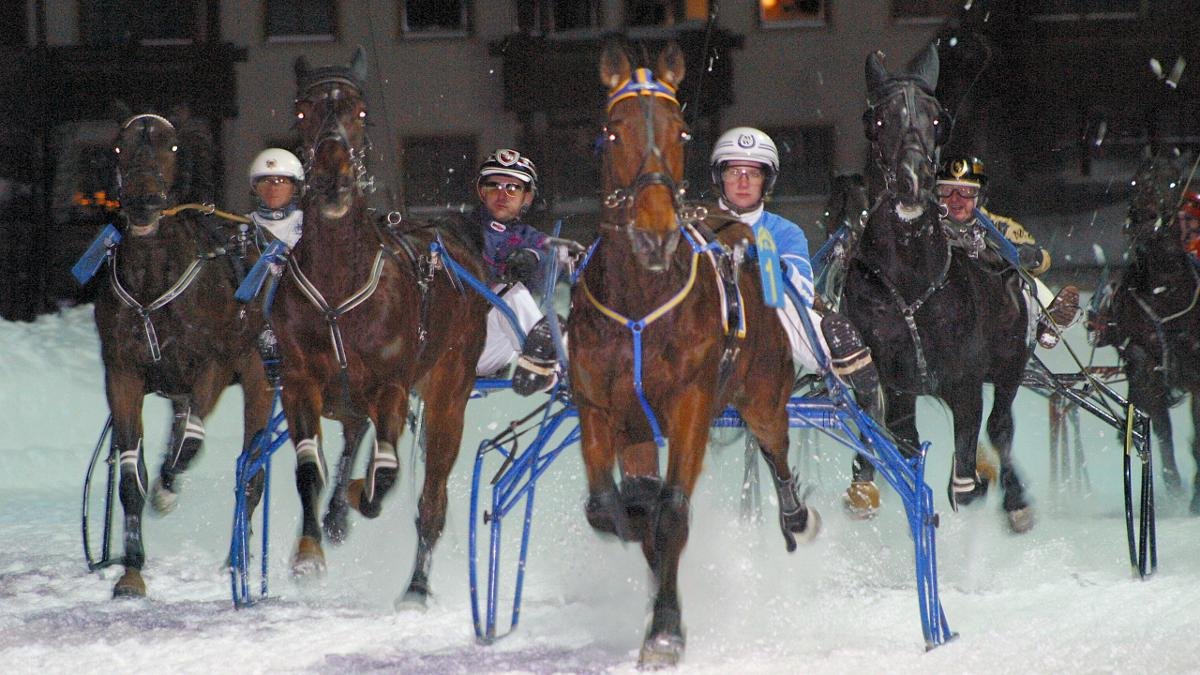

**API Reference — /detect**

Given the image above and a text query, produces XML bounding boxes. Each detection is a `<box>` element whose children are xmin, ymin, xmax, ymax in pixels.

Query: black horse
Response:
<box><xmin>842</xmin><ymin>46</ymin><xmax>1036</xmax><ymax>532</ymax></box>
<box><xmin>1097</xmin><ymin>150</ymin><xmax>1200</xmax><ymax>511</ymax></box>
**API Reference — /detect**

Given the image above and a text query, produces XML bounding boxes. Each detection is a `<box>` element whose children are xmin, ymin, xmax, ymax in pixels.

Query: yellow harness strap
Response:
<box><xmin>162</xmin><ymin>203</ymin><xmax>251</xmax><ymax>224</ymax></box>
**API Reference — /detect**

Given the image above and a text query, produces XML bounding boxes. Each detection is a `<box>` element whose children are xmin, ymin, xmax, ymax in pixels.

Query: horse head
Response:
<box><xmin>114</xmin><ymin>113</ymin><xmax>179</xmax><ymax>233</ymax></box>
<box><xmin>863</xmin><ymin>45</ymin><xmax>946</xmax><ymax>217</ymax></box>
<box><xmin>1126</xmin><ymin>148</ymin><xmax>1189</xmax><ymax>240</ymax></box>
<box><xmin>294</xmin><ymin>46</ymin><xmax>370</xmax><ymax>220</ymax></box>
<box><xmin>598</xmin><ymin>40</ymin><xmax>689</xmax><ymax>272</ymax></box>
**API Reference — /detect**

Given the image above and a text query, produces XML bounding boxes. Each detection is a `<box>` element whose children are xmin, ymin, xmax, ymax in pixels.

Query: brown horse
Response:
<box><xmin>272</xmin><ymin>48</ymin><xmax>490</xmax><ymax>606</ymax></box>
<box><xmin>569</xmin><ymin>41</ymin><xmax>819</xmax><ymax>667</ymax></box>
<box><xmin>95</xmin><ymin>113</ymin><xmax>270</xmax><ymax>597</ymax></box>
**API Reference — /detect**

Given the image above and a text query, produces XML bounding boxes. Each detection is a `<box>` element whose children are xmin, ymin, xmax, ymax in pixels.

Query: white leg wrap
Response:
<box><xmin>120</xmin><ymin>439</ymin><xmax>146</xmax><ymax>498</ymax></box>
<box><xmin>294</xmin><ymin>436</ymin><xmax>326</xmax><ymax>485</ymax></box>
<box><xmin>364</xmin><ymin>440</ymin><xmax>399</xmax><ymax>503</ymax></box>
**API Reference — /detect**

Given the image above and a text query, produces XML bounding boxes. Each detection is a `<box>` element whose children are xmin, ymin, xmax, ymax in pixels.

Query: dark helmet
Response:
<box><xmin>1179</xmin><ymin>189</ymin><xmax>1200</xmax><ymax>218</ymax></box>
<box><xmin>937</xmin><ymin>156</ymin><xmax>987</xmax><ymax>188</ymax></box>
<box><xmin>477</xmin><ymin>148</ymin><xmax>539</xmax><ymax>195</ymax></box>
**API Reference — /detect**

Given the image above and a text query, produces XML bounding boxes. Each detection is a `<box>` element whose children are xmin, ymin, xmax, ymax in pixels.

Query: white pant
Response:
<box><xmin>777</xmin><ymin>300</ymin><xmax>830</xmax><ymax>374</ymax></box>
<box><xmin>476</xmin><ymin>282</ymin><xmax>545</xmax><ymax>375</ymax></box>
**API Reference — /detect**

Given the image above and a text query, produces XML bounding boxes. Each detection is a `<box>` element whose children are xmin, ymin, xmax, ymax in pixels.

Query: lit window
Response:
<box><xmin>759</xmin><ymin>0</ymin><xmax>823</xmax><ymax>24</ymax></box>
<box><xmin>265</xmin><ymin>0</ymin><xmax>336</xmax><ymax>42</ymax></box>
<box><xmin>401</xmin><ymin>1</ymin><xmax>471</xmax><ymax>36</ymax></box>
<box><xmin>626</xmin><ymin>0</ymin><xmax>709</xmax><ymax>27</ymax></box>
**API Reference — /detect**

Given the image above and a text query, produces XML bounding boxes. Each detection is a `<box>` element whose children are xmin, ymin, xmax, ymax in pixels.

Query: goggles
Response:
<box><xmin>480</xmin><ymin>181</ymin><xmax>525</xmax><ymax>197</ymax></box>
<box><xmin>936</xmin><ymin>183</ymin><xmax>980</xmax><ymax>200</ymax></box>
<box><xmin>256</xmin><ymin>176</ymin><xmax>294</xmax><ymax>186</ymax></box>
<box><xmin>722</xmin><ymin>166</ymin><xmax>765</xmax><ymax>182</ymax></box>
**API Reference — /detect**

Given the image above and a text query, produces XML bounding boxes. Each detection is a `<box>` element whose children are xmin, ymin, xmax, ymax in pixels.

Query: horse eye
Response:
<box><xmin>680</xmin><ymin>130</ymin><xmax>692</xmax><ymax>142</ymax></box>
<box><xmin>608</xmin><ymin>132</ymin><xmax>618</xmax><ymax>143</ymax></box>
<box><xmin>358</xmin><ymin>110</ymin><xmax>366</xmax><ymax>118</ymax></box>
<box><xmin>114</xmin><ymin>147</ymin><xmax>121</xmax><ymax>154</ymax></box>
<box><xmin>297</xmin><ymin>112</ymin><xmax>305</xmax><ymax>120</ymax></box>
<box><xmin>171</xmin><ymin>145</ymin><xmax>178</xmax><ymax>152</ymax></box>
<box><xmin>875</xmin><ymin>119</ymin><xmax>884</xmax><ymax>127</ymax></box>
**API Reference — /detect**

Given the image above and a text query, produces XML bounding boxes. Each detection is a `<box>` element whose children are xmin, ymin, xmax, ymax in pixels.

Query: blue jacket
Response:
<box><xmin>752</xmin><ymin>211</ymin><xmax>816</xmax><ymax>307</ymax></box>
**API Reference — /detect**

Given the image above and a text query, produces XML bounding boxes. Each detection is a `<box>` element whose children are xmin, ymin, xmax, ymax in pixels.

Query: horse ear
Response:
<box><xmin>600</xmin><ymin>40</ymin><xmax>632</xmax><ymax>91</ymax></box>
<box><xmin>865</xmin><ymin>51</ymin><xmax>890</xmax><ymax>93</ymax></box>
<box><xmin>350</xmin><ymin>45</ymin><xmax>368</xmax><ymax>84</ymax></box>
<box><xmin>907</xmin><ymin>43</ymin><xmax>940</xmax><ymax>91</ymax></box>
<box><xmin>294</xmin><ymin>55</ymin><xmax>310</xmax><ymax>86</ymax></box>
<box><xmin>656</xmin><ymin>42</ymin><xmax>685</xmax><ymax>89</ymax></box>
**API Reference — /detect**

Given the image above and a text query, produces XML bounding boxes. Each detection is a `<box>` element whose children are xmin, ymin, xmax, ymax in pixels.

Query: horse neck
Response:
<box><xmin>294</xmin><ymin>197</ymin><xmax>375</xmax><ymax>272</ymax></box>
<box><xmin>858</xmin><ymin>202</ymin><xmax>950</xmax><ymax>292</ymax></box>
<box><xmin>115</xmin><ymin>214</ymin><xmax>204</xmax><ymax>295</ymax></box>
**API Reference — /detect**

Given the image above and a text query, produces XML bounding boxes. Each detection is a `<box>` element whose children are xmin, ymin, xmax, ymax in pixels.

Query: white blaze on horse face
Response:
<box><xmin>894</xmin><ymin>202</ymin><xmax>926</xmax><ymax>222</ymax></box>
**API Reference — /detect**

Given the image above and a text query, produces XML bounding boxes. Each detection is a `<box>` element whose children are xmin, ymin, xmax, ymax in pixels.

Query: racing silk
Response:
<box><xmin>468</xmin><ymin>206</ymin><xmax>548</xmax><ymax>284</ymax></box>
<box><xmin>721</xmin><ymin>200</ymin><xmax>816</xmax><ymax>307</ymax></box>
<box><xmin>250</xmin><ymin>205</ymin><xmax>304</xmax><ymax>249</ymax></box>
<box><xmin>1186</xmin><ymin>236</ymin><xmax>1200</xmax><ymax>264</ymax></box>
<box><xmin>981</xmin><ymin>208</ymin><xmax>1050</xmax><ymax>275</ymax></box>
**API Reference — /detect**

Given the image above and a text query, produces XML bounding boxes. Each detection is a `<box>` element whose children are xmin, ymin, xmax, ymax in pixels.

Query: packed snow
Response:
<box><xmin>1</xmin><ymin>301</ymin><xmax>1197</xmax><ymax>674</ymax></box>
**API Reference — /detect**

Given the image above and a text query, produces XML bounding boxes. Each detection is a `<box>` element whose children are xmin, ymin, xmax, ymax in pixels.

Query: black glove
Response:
<box><xmin>503</xmin><ymin>248</ymin><xmax>539</xmax><ymax>285</ymax></box>
<box><xmin>1016</xmin><ymin>244</ymin><xmax>1044</xmax><ymax>271</ymax></box>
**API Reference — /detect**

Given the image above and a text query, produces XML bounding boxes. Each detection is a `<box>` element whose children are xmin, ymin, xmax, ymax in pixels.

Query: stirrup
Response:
<box><xmin>512</xmin><ymin>316</ymin><xmax>561</xmax><ymax>396</ymax></box>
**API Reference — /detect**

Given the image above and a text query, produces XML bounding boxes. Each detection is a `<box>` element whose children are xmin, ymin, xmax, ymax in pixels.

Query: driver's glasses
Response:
<box><xmin>722</xmin><ymin>166</ymin><xmax>765</xmax><ymax>182</ymax></box>
<box><xmin>936</xmin><ymin>184</ymin><xmax>979</xmax><ymax>200</ymax></box>
<box><xmin>257</xmin><ymin>176</ymin><xmax>293</xmax><ymax>187</ymax></box>
<box><xmin>481</xmin><ymin>181</ymin><xmax>525</xmax><ymax>196</ymax></box>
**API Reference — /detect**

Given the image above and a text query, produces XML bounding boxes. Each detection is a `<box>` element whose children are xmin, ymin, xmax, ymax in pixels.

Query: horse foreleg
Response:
<box><xmin>945</xmin><ymin>384</ymin><xmax>987</xmax><ymax>511</ymax></box>
<box><xmin>639</xmin><ymin>482</ymin><xmax>689</xmax><ymax>669</ymax></box>
<box><xmin>398</xmin><ymin>370</ymin><xmax>469</xmax><ymax>609</ymax></box>
<box><xmin>615</xmin><ymin>440</ymin><xmax>662</xmax><ymax>543</ymax></box>
<box><xmin>282</xmin><ymin>377</ymin><xmax>327</xmax><ymax>576</ymax></box>
<box><xmin>987</xmin><ymin>380</ymin><xmax>1033</xmax><ymax>532</ymax></box>
<box><xmin>149</xmin><ymin>398</ymin><xmax>200</xmax><ymax>515</ymax></box>
<box><xmin>579</xmin><ymin>403</ymin><xmax>625</xmax><ymax>538</ymax></box>
<box><xmin>348</xmin><ymin>387</ymin><xmax>406</xmax><ymax>520</ymax></box>
<box><xmin>1127</xmin><ymin>347</ymin><xmax>1182</xmax><ymax>493</ymax></box>
<box><xmin>107</xmin><ymin>372</ymin><xmax>148</xmax><ymax>598</ymax></box>
<box><xmin>324</xmin><ymin>414</ymin><xmax>370</xmax><ymax>543</ymax></box>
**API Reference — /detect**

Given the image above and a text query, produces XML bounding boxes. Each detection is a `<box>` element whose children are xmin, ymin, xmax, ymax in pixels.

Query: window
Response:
<box><xmin>401</xmin><ymin>0</ymin><xmax>471</xmax><ymax>36</ymax></box>
<box><xmin>517</xmin><ymin>0</ymin><xmax>603</xmax><ymax>35</ymax></box>
<box><xmin>625</xmin><ymin>0</ymin><xmax>708</xmax><ymax>27</ymax></box>
<box><xmin>1</xmin><ymin>2</ymin><xmax>26</xmax><ymax>47</ymax></box>
<box><xmin>80</xmin><ymin>0</ymin><xmax>197</xmax><ymax>45</ymax></box>
<box><xmin>1030</xmin><ymin>0</ymin><xmax>1144</xmax><ymax>19</ymax></box>
<box><xmin>401</xmin><ymin>135</ymin><xmax>477</xmax><ymax>208</ymax></box>
<box><xmin>758</xmin><ymin>0</ymin><xmax>824</xmax><ymax>25</ymax></box>
<box><xmin>891</xmin><ymin>0</ymin><xmax>959</xmax><ymax>20</ymax></box>
<box><xmin>265</xmin><ymin>0</ymin><xmax>336</xmax><ymax>42</ymax></box>
<box><xmin>761</xmin><ymin>126</ymin><xmax>833</xmax><ymax>197</ymax></box>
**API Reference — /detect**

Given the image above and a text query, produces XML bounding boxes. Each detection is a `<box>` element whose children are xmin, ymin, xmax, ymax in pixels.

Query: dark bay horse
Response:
<box><xmin>570</xmin><ymin>41</ymin><xmax>819</xmax><ymax>667</ymax></box>
<box><xmin>842</xmin><ymin>46</ymin><xmax>1036</xmax><ymax>532</ymax></box>
<box><xmin>95</xmin><ymin>113</ymin><xmax>270</xmax><ymax>597</ymax></box>
<box><xmin>272</xmin><ymin>48</ymin><xmax>490</xmax><ymax>605</ymax></box>
<box><xmin>1100</xmin><ymin>151</ymin><xmax>1200</xmax><ymax>511</ymax></box>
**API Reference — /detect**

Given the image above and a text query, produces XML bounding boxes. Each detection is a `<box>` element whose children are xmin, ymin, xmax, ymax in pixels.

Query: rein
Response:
<box><xmin>1128</xmin><ymin>259</ymin><xmax>1200</xmax><ymax>376</ymax></box>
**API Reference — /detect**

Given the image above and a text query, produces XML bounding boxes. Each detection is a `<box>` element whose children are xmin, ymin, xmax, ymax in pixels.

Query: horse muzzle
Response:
<box><xmin>628</xmin><ymin>226</ymin><xmax>681</xmax><ymax>273</ymax></box>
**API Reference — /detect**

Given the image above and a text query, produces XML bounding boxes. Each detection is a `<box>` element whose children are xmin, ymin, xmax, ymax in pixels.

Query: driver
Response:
<box><xmin>937</xmin><ymin>156</ymin><xmax>1081</xmax><ymax>349</ymax></box>
<box><xmin>1179</xmin><ymin>189</ymin><xmax>1200</xmax><ymax>261</ymax></box>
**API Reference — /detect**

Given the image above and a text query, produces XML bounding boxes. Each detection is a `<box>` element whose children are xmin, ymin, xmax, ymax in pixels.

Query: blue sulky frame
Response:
<box><xmin>466</xmin><ymin>269</ymin><xmax>955</xmax><ymax>650</ymax></box>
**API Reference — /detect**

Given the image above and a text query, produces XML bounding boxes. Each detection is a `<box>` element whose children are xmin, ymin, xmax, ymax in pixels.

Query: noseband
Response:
<box><xmin>599</xmin><ymin>69</ymin><xmax>693</xmax><ymax>233</ymax></box>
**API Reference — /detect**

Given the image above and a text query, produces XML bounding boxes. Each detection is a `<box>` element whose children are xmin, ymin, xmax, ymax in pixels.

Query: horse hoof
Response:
<box><xmin>394</xmin><ymin>592</ymin><xmax>429</xmax><ymax>613</ymax></box>
<box><xmin>291</xmin><ymin>536</ymin><xmax>326</xmax><ymax>577</ymax></box>
<box><xmin>975</xmin><ymin>444</ymin><xmax>1000</xmax><ymax>484</ymax></box>
<box><xmin>843</xmin><ymin>481</ymin><xmax>880</xmax><ymax>520</ymax></box>
<box><xmin>112</xmin><ymin>570</ymin><xmax>146</xmax><ymax>598</ymax></box>
<box><xmin>798</xmin><ymin>507</ymin><xmax>822</xmax><ymax>543</ymax></box>
<box><xmin>149</xmin><ymin>478</ymin><xmax>179</xmax><ymax>515</ymax></box>
<box><xmin>585</xmin><ymin>488</ymin><xmax>621</xmax><ymax>537</ymax></box>
<box><xmin>323</xmin><ymin>502</ymin><xmax>350</xmax><ymax>545</ymax></box>
<box><xmin>1007</xmin><ymin>507</ymin><xmax>1035</xmax><ymax>533</ymax></box>
<box><xmin>638</xmin><ymin>632</ymin><xmax>684</xmax><ymax>669</ymax></box>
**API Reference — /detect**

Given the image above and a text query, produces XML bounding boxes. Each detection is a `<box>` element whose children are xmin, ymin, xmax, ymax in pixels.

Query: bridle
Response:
<box><xmin>296</xmin><ymin>82</ymin><xmax>374</xmax><ymax>196</ymax></box>
<box><xmin>864</xmin><ymin>79</ymin><xmax>943</xmax><ymax>205</ymax></box>
<box><xmin>115</xmin><ymin>113</ymin><xmax>177</xmax><ymax>228</ymax></box>
<box><xmin>598</xmin><ymin>68</ymin><xmax>697</xmax><ymax>234</ymax></box>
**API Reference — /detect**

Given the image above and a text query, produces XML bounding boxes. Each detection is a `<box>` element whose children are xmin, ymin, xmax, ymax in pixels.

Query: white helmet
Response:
<box><xmin>710</xmin><ymin>127</ymin><xmax>779</xmax><ymax>194</ymax></box>
<box><xmin>478</xmin><ymin>148</ymin><xmax>539</xmax><ymax>195</ymax></box>
<box><xmin>248</xmin><ymin>148</ymin><xmax>304</xmax><ymax>185</ymax></box>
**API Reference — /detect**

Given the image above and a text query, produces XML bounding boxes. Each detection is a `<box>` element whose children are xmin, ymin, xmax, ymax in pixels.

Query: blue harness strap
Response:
<box><xmin>973</xmin><ymin>208</ymin><xmax>1021</xmax><ymax>269</ymax></box>
<box><xmin>235</xmin><ymin>240</ymin><xmax>288</xmax><ymax>304</ymax></box>
<box><xmin>431</xmin><ymin>240</ymin><xmax>527</xmax><ymax>346</ymax></box>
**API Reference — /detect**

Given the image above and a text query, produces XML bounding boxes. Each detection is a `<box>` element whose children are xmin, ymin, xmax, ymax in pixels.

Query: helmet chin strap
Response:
<box><xmin>254</xmin><ymin>199</ymin><xmax>300</xmax><ymax>220</ymax></box>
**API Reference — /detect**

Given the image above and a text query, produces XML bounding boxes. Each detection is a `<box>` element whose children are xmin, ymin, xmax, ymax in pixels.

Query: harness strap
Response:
<box><xmin>162</xmin><ymin>202</ymin><xmax>251</xmax><ymax>224</ymax></box>
<box><xmin>108</xmin><ymin>252</ymin><xmax>210</xmax><ymax>362</ymax></box>
<box><xmin>287</xmin><ymin>248</ymin><xmax>385</xmax><ymax>370</ymax></box>
<box><xmin>1129</xmin><ymin>261</ymin><xmax>1200</xmax><ymax>377</ymax></box>
<box><xmin>859</xmin><ymin>242</ymin><xmax>953</xmax><ymax>394</ymax></box>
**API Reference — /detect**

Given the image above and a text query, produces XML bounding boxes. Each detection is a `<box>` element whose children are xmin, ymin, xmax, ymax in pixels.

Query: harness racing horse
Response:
<box><xmin>570</xmin><ymin>41</ymin><xmax>820</xmax><ymax>667</ymax></box>
<box><xmin>842</xmin><ymin>46</ymin><xmax>1036</xmax><ymax>532</ymax></box>
<box><xmin>95</xmin><ymin>113</ymin><xmax>270</xmax><ymax>597</ymax></box>
<box><xmin>1101</xmin><ymin>151</ymin><xmax>1200</xmax><ymax>511</ymax></box>
<box><xmin>273</xmin><ymin>48</ymin><xmax>490</xmax><ymax>604</ymax></box>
